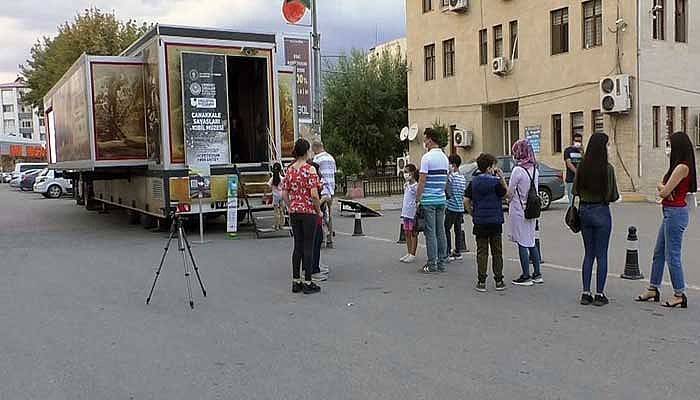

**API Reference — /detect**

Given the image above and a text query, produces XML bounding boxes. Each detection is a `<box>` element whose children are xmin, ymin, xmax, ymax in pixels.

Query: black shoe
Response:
<box><xmin>532</xmin><ymin>273</ymin><xmax>544</xmax><ymax>284</ymax></box>
<box><xmin>495</xmin><ymin>280</ymin><xmax>506</xmax><ymax>291</ymax></box>
<box><xmin>580</xmin><ymin>293</ymin><xmax>594</xmax><ymax>305</ymax></box>
<box><xmin>475</xmin><ymin>281</ymin><xmax>487</xmax><ymax>292</ymax></box>
<box><xmin>292</xmin><ymin>281</ymin><xmax>303</xmax><ymax>293</ymax></box>
<box><xmin>592</xmin><ymin>294</ymin><xmax>609</xmax><ymax>307</ymax></box>
<box><xmin>303</xmin><ymin>282</ymin><xmax>321</xmax><ymax>294</ymax></box>
<box><xmin>512</xmin><ymin>275</ymin><xmax>533</xmax><ymax>286</ymax></box>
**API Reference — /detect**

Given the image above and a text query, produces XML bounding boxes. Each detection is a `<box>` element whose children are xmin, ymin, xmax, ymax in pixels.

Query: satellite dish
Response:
<box><xmin>400</xmin><ymin>127</ymin><xmax>409</xmax><ymax>141</ymax></box>
<box><xmin>408</xmin><ymin>124</ymin><xmax>419</xmax><ymax>141</ymax></box>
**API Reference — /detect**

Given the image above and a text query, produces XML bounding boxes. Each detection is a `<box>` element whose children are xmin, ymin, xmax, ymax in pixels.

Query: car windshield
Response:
<box><xmin>38</xmin><ymin>168</ymin><xmax>50</xmax><ymax>177</ymax></box>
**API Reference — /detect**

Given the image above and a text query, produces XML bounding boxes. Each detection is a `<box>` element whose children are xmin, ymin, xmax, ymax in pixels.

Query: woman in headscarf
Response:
<box><xmin>508</xmin><ymin>139</ymin><xmax>542</xmax><ymax>286</ymax></box>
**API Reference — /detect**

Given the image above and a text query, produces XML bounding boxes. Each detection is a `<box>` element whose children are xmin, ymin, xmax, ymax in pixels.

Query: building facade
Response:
<box><xmin>406</xmin><ymin>0</ymin><xmax>700</xmax><ymax>195</ymax></box>
<box><xmin>0</xmin><ymin>78</ymin><xmax>47</xmax><ymax>171</ymax></box>
<box><xmin>369</xmin><ymin>37</ymin><xmax>408</xmax><ymax>60</ymax></box>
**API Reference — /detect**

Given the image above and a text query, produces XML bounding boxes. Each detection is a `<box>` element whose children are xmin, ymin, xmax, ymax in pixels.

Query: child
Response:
<box><xmin>400</xmin><ymin>164</ymin><xmax>420</xmax><ymax>263</ymax></box>
<box><xmin>465</xmin><ymin>153</ymin><xmax>508</xmax><ymax>292</ymax></box>
<box><xmin>445</xmin><ymin>154</ymin><xmax>468</xmax><ymax>261</ymax></box>
<box><xmin>268</xmin><ymin>162</ymin><xmax>285</xmax><ymax>230</ymax></box>
<box><xmin>309</xmin><ymin>162</ymin><xmax>327</xmax><ymax>282</ymax></box>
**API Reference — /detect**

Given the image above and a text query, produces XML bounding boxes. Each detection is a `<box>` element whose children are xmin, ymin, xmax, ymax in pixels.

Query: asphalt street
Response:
<box><xmin>1</xmin><ymin>186</ymin><xmax>699</xmax><ymax>399</ymax></box>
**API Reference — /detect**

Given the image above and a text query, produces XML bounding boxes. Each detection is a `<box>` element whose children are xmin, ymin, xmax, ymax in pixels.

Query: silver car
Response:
<box><xmin>33</xmin><ymin>169</ymin><xmax>73</xmax><ymax>198</ymax></box>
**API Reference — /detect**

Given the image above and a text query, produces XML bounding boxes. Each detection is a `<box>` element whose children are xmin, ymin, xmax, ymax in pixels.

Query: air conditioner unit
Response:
<box><xmin>448</xmin><ymin>0</ymin><xmax>469</xmax><ymax>12</ymax></box>
<box><xmin>492</xmin><ymin>57</ymin><xmax>507</xmax><ymax>75</ymax></box>
<box><xmin>396</xmin><ymin>156</ymin><xmax>410</xmax><ymax>176</ymax></box>
<box><xmin>600</xmin><ymin>74</ymin><xmax>631</xmax><ymax>113</ymax></box>
<box><xmin>453</xmin><ymin>129</ymin><xmax>473</xmax><ymax>148</ymax></box>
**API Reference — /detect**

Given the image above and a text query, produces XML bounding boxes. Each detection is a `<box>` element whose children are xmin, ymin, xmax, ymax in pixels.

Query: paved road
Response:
<box><xmin>1</xmin><ymin>187</ymin><xmax>699</xmax><ymax>399</ymax></box>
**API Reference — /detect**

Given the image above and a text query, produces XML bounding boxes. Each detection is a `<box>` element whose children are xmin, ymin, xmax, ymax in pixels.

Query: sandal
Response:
<box><xmin>661</xmin><ymin>293</ymin><xmax>688</xmax><ymax>309</ymax></box>
<box><xmin>635</xmin><ymin>287</ymin><xmax>660</xmax><ymax>302</ymax></box>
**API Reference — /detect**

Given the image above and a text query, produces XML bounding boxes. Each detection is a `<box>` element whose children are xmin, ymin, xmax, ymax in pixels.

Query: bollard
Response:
<box><xmin>353</xmin><ymin>211</ymin><xmax>365</xmax><ymax>236</ymax></box>
<box><xmin>531</xmin><ymin>219</ymin><xmax>542</xmax><ymax>264</ymax></box>
<box><xmin>397</xmin><ymin>223</ymin><xmax>406</xmax><ymax>243</ymax></box>
<box><xmin>621</xmin><ymin>226</ymin><xmax>644</xmax><ymax>280</ymax></box>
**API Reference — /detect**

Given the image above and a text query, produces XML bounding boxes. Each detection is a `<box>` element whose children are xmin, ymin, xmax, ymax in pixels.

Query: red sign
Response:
<box><xmin>9</xmin><ymin>145</ymin><xmax>23</xmax><ymax>157</ymax></box>
<box><xmin>26</xmin><ymin>146</ymin><xmax>47</xmax><ymax>160</ymax></box>
<box><xmin>282</xmin><ymin>0</ymin><xmax>307</xmax><ymax>24</ymax></box>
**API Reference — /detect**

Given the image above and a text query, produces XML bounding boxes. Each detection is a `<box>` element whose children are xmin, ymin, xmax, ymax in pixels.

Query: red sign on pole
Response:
<box><xmin>282</xmin><ymin>0</ymin><xmax>307</xmax><ymax>24</ymax></box>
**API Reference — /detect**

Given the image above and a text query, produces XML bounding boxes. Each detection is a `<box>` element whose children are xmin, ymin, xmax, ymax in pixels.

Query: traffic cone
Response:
<box><xmin>353</xmin><ymin>211</ymin><xmax>365</xmax><ymax>236</ymax></box>
<box><xmin>621</xmin><ymin>226</ymin><xmax>644</xmax><ymax>280</ymax></box>
<box><xmin>397</xmin><ymin>223</ymin><xmax>406</xmax><ymax>243</ymax></box>
<box><xmin>531</xmin><ymin>219</ymin><xmax>542</xmax><ymax>264</ymax></box>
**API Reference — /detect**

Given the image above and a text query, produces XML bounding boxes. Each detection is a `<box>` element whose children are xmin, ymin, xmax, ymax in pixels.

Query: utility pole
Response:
<box><xmin>311</xmin><ymin>0</ymin><xmax>322</xmax><ymax>137</ymax></box>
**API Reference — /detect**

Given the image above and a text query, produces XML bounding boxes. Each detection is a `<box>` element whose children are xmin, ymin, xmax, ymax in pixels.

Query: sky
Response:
<box><xmin>0</xmin><ymin>0</ymin><xmax>406</xmax><ymax>84</ymax></box>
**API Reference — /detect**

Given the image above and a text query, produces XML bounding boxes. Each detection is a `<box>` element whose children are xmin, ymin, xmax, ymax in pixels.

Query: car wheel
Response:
<box><xmin>538</xmin><ymin>188</ymin><xmax>552</xmax><ymax>210</ymax></box>
<box><xmin>48</xmin><ymin>185</ymin><xmax>63</xmax><ymax>199</ymax></box>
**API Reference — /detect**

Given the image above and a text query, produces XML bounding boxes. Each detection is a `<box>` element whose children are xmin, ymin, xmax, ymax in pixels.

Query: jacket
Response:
<box><xmin>471</xmin><ymin>174</ymin><xmax>506</xmax><ymax>226</ymax></box>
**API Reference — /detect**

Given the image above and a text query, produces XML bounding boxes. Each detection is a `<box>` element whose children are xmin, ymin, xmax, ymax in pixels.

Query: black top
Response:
<box><xmin>563</xmin><ymin>146</ymin><xmax>583</xmax><ymax>183</ymax></box>
<box><xmin>465</xmin><ymin>172</ymin><xmax>507</xmax><ymax>237</ymax></box>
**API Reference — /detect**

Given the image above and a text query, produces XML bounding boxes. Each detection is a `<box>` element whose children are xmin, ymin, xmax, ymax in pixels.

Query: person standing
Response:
<box><xmin>573</xmin><ymin>132</ymin><xmax>619</xmax><ymax>306</ymax></box>
<box><xmin>312</xmin><ymin>140</ymin><xmax>337</xmax><ymax>249</ymax></box>
<box><xmin>400</xmin><ymin>164</ymin><xmax>420</xmax><ymax>263</ymax></box>
<box><xmin>267</xmin><ymin>162</ymin><xmax>285</xmax><ymax>230</ymax></box>
<box><xmin>564</xmin><ymin>133</ymin><xmax>584</xmax><ymax>208</ymax></box>
<box><xmin>465</xmin><ymin>153</ymin><xmax>508</xmax><ymax>292</ymax></box>
<box><xmin>308</xmin><ymin>161</ymin><xmax>327</xmax><ymax>282</ymax></box>
<box><xmin>636</xmin><ymin>132</ymin><xmax>697</xmax><ymax>309</ymax></box>
<box><xmin>508</xmin><ymin>139</ymin><xmax>543</xmax><ymax>286</ymax></box>
<box><xmin>416</xmin><ymin>128</ymin><xmax>450</xmax><ymax>273</ymax></box>
<box><xmin>445</xmin><ymin>154</ymin><xmax>468</xmax><ymax>261</ymax></box>
<box><xmin>281</xmin><ymin>139</ymin><xmax>323</xmax><ymax>294</ymax></box>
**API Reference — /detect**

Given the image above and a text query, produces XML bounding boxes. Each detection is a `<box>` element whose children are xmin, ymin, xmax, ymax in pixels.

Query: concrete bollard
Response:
<box><xmin>353</xmin><ymin>211</ymin><xmax>365</xmax><ymax>236</ymax></box>
<box><xmin>621</xmin><ymin>226</ymin><xmax>644</xmax><ymax>280</ymax></box>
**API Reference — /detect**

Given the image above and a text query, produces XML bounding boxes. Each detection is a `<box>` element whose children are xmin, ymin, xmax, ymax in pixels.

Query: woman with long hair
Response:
<box><xmin>573</xmin><ymin>132</ymin><xmax>619</xmax><ymax>306</ymax></box>
<box><xmin>281</xmin><ymin>139</ymin><xmax>323</xmax><ymax>294</ymax></box>
<box><xmin>636</xmin><ymin>132</ymin><xmax>697</xmax><ymax>308</ymax></box>
<box><xmin>508</xmin><ymin>139</ymin><xmax>542</xmax><ymax>286</ymax></box>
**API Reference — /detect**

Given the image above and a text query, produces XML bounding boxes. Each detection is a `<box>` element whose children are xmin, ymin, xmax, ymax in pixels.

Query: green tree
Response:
<box><xmin>20</xmin><ymin>8</ymin><xmax>151</xmax><ymax>108</ymax></box>
<box><xmin>322</xmin><ymin>50</ymin><xmax>408</xmax><ymax>176</ymax></box>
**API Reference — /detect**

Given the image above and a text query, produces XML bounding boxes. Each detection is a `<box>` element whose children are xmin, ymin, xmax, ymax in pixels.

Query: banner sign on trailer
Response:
<box><xmin>181</xmin><ymin>52</ymin><xmax>231</xmax><ymax>166</ymax></box>
<box><xmin>227</xmin><ymin>175</ymin><xmax>239</xmax><ymax>234</ymax></box>
<box><xmin>283</xmin><ymin>37</ymin><xmax>312</xmax><ymax>123</ymax></box>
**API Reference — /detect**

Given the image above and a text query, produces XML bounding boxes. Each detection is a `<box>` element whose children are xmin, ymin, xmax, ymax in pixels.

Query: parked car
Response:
<box><xmin>19</xmin><ymin>169</ymin><xmax>44</xmax><ymax>191</ymax></box>
<box><xmin>33</xmin><ymin>169</ymin><xmax>73</xmax><ymax>198</ymax></box>
<box><xmin>1</xmin><ymin>172</ymin><xmax>12</xmax><ymax>183</ymax></box>
<box><xmin>10</xmin><ymin>162</ymin><xmax>48</xmax><ymax>181</ymax></box>
<box><xmin>460</xmin><ymin>156</ymin><xmax>565</xmax><ymax>210</ymax></box>
<box><xmin>10</xmin><ymin>169</ymin><xmax>42</xmax><ymax>188</ymax></box>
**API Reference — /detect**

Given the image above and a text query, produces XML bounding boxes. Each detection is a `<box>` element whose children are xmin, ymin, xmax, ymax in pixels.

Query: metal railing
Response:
<box><xmin>362</xmin><ymin>176</ymin><xmax>404</xmax><ymax>197</ymax></box>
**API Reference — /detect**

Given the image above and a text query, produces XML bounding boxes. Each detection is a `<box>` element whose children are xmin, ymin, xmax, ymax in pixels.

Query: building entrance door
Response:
<box><xmin>503</xmin><ymin>118</ymin><xmax>519</xmax><ymax>155</ymax></box>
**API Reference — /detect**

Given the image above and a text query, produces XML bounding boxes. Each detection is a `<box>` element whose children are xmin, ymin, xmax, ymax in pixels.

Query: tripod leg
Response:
<box><xmin>178</xmin><ymin>225</ymin><xmax>195</xmax><ymax>309</ymax></box>
<box><xmin>146</xmin><ymin>219</ymin><xmax>177</xmax><ymax>304</ymax></box>
<box><xmin>182</xmin><ymin>230</ymin><xmax>207</xmax><ymax>297</ymax></box>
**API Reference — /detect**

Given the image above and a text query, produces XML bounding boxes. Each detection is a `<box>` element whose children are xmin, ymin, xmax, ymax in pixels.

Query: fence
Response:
<box><xmin>362</xmin><ymin>176</ymin><xmax>404</xmax><ymax>197</ymax></box>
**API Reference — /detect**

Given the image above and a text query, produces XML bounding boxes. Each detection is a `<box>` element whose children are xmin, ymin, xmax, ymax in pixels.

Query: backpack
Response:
<box><xmin>516</xmin><ymin>166</ymin><xmax>541</xmax><ymax>220</ymax></box>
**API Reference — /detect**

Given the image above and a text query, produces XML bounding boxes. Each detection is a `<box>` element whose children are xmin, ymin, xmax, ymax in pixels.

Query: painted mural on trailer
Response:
<box><xmin>278</xmin><ymin>71</ymin><xmax>296</xmax><ymax>158</ymax></box>
<box><xmin>92</xmin><ymin>63</ymin><xmax>147</xmax><ymax>160</ymax></box>
<box><xmin>52</xmin><ymin>62</ymin><xmax>91</xmax><ymax>162</ymax></box>
<box><xmin>143</xmin><ymin>43</ymin><xmax>162</xmax><ymax>163</ymax></box>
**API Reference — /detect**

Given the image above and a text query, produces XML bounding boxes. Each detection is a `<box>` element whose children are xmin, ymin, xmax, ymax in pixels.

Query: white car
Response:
<box><xmin>33</xmin><ymin>169</ymin><xmax>72</xmax><ymax>198</ymax></box>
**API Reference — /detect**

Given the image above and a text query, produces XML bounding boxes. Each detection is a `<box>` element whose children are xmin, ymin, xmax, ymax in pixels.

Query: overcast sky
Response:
<box><xmin>0</xmin><ymin>0</ymin><xmax>406</xmax><ymax>83</ymax></box>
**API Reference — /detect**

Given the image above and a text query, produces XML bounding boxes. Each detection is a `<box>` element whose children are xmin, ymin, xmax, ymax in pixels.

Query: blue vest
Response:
<box><xmin>471</xmin><ymin>174</ymin><xmax>505</xmax><ymax>226</ymax></box>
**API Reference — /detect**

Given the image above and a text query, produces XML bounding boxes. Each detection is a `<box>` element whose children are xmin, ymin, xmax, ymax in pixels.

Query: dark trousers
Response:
<box><xmin>445</xmin><ymin>210</ymin><xmax>464</xmax><ymax>255</ymax></box>
<box><xmin>290</xmin><ymin>214</ymin><xmax>318</xmax><ymax>282</ymax></box>
<box><xmin>579</xmin><ymin>203</ymin><xmax>612</xmax><ymax>293</ymax></box>
<box><xmin>312</xmin><ymin>223</ymin><xmax>323</xmax><ymax>274</ymax></box>
<box><xmin>476</xmin><ymin>234</ymin><xmax>504</xmax><ymax>282</ymax></box>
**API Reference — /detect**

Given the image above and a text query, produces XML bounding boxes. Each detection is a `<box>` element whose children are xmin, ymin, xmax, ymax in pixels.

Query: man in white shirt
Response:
<box><xmin>312</xmin><ymin>140</ymin><xmax>337</xmax><ymax>249</ymax></box>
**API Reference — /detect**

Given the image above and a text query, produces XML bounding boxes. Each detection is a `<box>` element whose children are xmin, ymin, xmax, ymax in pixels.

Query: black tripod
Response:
<box><xmin>146</xmin><ymin>212</ymin><xmax>207</xmax><ymax>309</ymax></box>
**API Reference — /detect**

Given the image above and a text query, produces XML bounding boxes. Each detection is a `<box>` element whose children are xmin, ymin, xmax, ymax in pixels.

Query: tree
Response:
<box><xmin>322</xmin><ymin>50</ymin><xmax>408</xmax><ymax>176</ymax></box>
<box><xmin>20</xmin><ymin>8</ymin><xmax>151</xmax><ymax>108</ymax></box>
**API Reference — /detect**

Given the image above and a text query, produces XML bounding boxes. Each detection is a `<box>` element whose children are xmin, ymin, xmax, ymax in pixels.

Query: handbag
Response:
<box><xmin>565</xmin><ymin>195</ymin><xmax>581</xmax><ymax>233</ymax></box>
<box><xmin>415</xmin><ymin>205</ymin><xmax>426</xmax><ymax>233</ymax></box>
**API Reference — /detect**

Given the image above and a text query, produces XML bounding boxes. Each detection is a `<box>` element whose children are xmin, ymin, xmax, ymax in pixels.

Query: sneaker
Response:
<box><xmin>495</xmin><ymin>281</ymin><xmax>506</xmax><ymax>291</ymax></box>
<box><xmin>512</xmin><ymin>275</ymin><xmax>534</xmax><ymax>286</ymax></box>
<box><xmin>325</xmin><ymin>242</ymin><xmax>334</xmax><ymax>249</ymax></box>
<box><xmin>437</xmin><ymin>265</ymin><xmax>447</xmax><ymax>273</ymax></box>
<box><xmin>475</xmin><ymin>281</ymin><xmax>487</xmax><ymax>292</ymax></box>
<box><xmin>401</xmin><ymin>255</ymin><xmax>416</xmax><ymax>263</ymax></box>
<box><xmin>532</xmin><ymin>274</ymin><xmax>544</xmax><ymax>284</ymax></box>
<box><xmin>303</xmin><ymin>282</ymin><xmax>321</xmax><ymax>294</ymax></box>
<box><xmin>399</xmin><ymin>254</ymin><xmax>410</xmax><ymax>262</ymax></box>
<box><xmin>319</xmin><ymin>264</ymin><xmax>330</xmax><ymax>275</ymax></box>
<box><xmin>312</xmin><ymin>273</ymin><xmax>327</xmax><ymax>282</ymax></box>
<box><xmin>292</xmin><ymin>281</ymin><xmax>303</xmax><ymax>293</ymax></box>
<box><xmin>450</xmin><ymin>252</ymin><xmax>464</xmax><ymax>261</ymax></box>
<box><xmin>421</xmin><ymin>264</ymin><xmax>438</xmax><ymax>274</ymax></box>
<box><xmin>580</xmin><ymin>293</ymin><xmax>594</xmax><ymax>305</ymax></box>
<box><xmin>592</xmin><ymin>294</ymin><xmax>609</xmax><ymax>307</ymax></box>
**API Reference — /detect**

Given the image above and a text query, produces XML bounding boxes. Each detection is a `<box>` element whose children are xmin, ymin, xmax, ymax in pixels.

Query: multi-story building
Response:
<box><xmin>0</xmin><ymin>78</ymin><xmax>46</xmax><ymax>170</ymax></box>
<box><xmin>369</xmin><ymin>37</ymin><xmax>408</xmax><ymax>60</ymax></box>
<box><xmin>406</xmin><ymin>0</ymin><xmax>699</xmax><ymax>195</ymax></box>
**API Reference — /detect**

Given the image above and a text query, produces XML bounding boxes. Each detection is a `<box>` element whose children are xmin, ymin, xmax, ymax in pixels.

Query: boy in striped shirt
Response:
<box><xmin>445</xmin><ymin>154</ymin><xmax>467</xmax><ymax>261</ymax></box>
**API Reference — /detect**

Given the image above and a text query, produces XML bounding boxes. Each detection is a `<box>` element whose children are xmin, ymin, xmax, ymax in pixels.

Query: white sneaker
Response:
<box><xmin>320</xmin><ymin>264</ymin><xmax>330</xmax><ymax>275</ymax></box>
<box><xmin>401</xmin><ymin>255</ymin><xmax>416</xmax><ymax>263</ymax></box>
<box><xmin>399</xmin><ymin>254</ymin><xmax>410</xmax><ymax>262</ymax></box>
<box><xmin>312</xmin><ymin>273</ymin><xmax>327</xmax><ymax>282</ymax></box>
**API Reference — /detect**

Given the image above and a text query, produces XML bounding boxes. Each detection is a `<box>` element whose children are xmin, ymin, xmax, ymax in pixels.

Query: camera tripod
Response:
<box><xmin>146</xmin><ymin>213</ymin><xmax>207</xmax><ymax>309</ymax></box>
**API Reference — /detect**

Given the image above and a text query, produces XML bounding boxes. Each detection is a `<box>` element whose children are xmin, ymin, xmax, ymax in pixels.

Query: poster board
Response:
<box><xmin>525</xmin><ymin>126</ymin><xmax>542</xmax><ymax>154</ymax></box>
<box><xmin>283</xmin><ymin>36</ymin><xmax>312</xmax><ymax>124</ymax></box>
<box><xmin>227</xmin><ymin>175</ymin><xmax>239</xmax><ymax>234</ymax></box>
<box><xmin>52</xmin><ymin>62</ymin><xmax>91</xmax><ymax>162</ymax></box>
<box><xmin>278</xmin><ymin>68</ymin><xmax>299</xmax><ymax>158</ymax></box>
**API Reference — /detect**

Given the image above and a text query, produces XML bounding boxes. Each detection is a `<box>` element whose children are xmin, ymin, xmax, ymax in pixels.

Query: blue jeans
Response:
<box><xmin>518</xmin><ymin>245</ymin><xmax>541</xmax><ymax>278</ymax></box>
<box><xmin>650</xmin><ymin>206</ymin><xmax>689</xmax><ymax>295</ymax></box>
<box><xmin>423</xmin><ymin>205</ymin><xmax>448</xmax><ymax>267</ymax></box>
<box><xmin>566</xmin><ymin>182</ymin><xmax>575</xmax><ymax>208</ymax></box>
<box><xmin>579</xmin><ymin>203</ymin><xmax>612</xmax><ymax>293</ymax></box>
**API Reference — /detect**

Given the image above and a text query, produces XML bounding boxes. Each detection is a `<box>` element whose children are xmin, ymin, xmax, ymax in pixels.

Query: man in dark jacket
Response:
<box><xmin>465</xmin><ymin>153</ymin><xmax>508</xmax><ymax>292</ymax></box>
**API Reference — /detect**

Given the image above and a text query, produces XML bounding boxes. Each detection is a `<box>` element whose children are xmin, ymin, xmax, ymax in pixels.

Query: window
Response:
<box><xmin>494</xmin><ymin>25</ymin><xmax>503</xmax><ymax>58</ymax></box>
<box><xmin>424</xmin><ymin>44</ymin><xmax>436</xmax><ymax>81</ymax></box>
<box><xmin>551</xmin><ymin>8</ymin><xmax>569</xmax><ymax>55</ymax></box>
<box><xmin>39</xmin><ymin>117</ymin><xmax>45</xmax><ymax>127</ymax></box>
<box><xmin>22</xmin><ymin>132</ymin><xmax>31</xmax><ymax>139</ymax></box>
<box><xmin>571</xmin><ymin>112</ymin><xmax>584</xmax><ymax>142</ymax></box>
<box><xmin>2</xmin><ymin>104</ymin><xmax>14</xmax><ymax>113</ymax></box>
<box><xmin>592</xmin><ymin>110</ymin><xmax>604</xmax><ymax>134</ymax></box>
<box><xmin>423</xmin><ymin>0</ymin><xmax>433</xmax><ymax>13</ymax></box>
<box><xmin>20</xmin><ymin>104</ymin><xmax>32</xmax><ymax>113</ymax></box>
<box><xmin>443</xmin><ymin>39</ymin><xmax>455</xmax><ymax>77</ymax></box>
<box><xmin>552</xmin><ymin>114</ymin><xmax>563</xmax><ymax>153</ymax></box>
<box><xmin>667</xmin><ymin>106</ymin><xmax>675</xmax><ymax>136</ymax></box>
<box><xmin>653</xmin><ymin>0</ymin><xmax>665</xmax><ymax>40</ymax></box>
<box><xmin>653</xmin><ymin>106</ymin><xmax>661</xmax><ymax>148</ymax></box>
<box><xmin>681</xmin><ymin>106</ymin><xmax>688</xmax><ymax>134</ymax></box>
<box><xmin>40</xmin><ymin>133</ymin><xmax>46</xmax><ymax>142</ymax></box>
<box><xmin>20</xmin><ymin>120</ymin><xmax>32</xmax><ymax>129</ymax></box>
<box><xmin>510</xmin><ymin>21</ymin><xmax>519</xmax><ymax>59</ymax></box>
<box><xmin>675</xmin><ymin>0</ymin><xmax>687</xmax><ymax>43</ymax></box>
<box><xmin>479</xmin><ymin>29</ymin><xmax>488</xmax><ymax>65</ymax></box>
<box><xmin>3</xmin><ymin>119</ymin><xmax>15</xmax><ymax>131</ymax></box>
<box><xmin>583</xmin><ymin>0</ymin><xmax>603</xmax><ymax>48</ymax></box>
<box><xmin>441</xmin><ymin>0</ymin><xmax>449</xmax><ymax>7</ymax></box>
